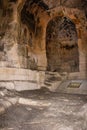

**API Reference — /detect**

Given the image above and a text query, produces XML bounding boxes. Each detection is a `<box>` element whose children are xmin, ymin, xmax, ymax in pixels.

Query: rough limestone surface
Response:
<box><xmin>0</xmin><ymin>88</ymin><xmax>87</xmax><ymax>130</ymax></box>
<box><xmin>0</xmin><ymin>0</ymin><xmax>87</xmax><ymax>91</ymax></box>
<box><xmin>0</xmin><ymin>1</ymin><xmax>87</xmax><ymax>130</ymax></box>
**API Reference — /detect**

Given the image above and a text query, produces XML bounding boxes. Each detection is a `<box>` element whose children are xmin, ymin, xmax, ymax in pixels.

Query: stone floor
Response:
<box><xmin>0</xmin><ymin>88</ymin><xmax>87</xmax><ymax>130</ymax></box>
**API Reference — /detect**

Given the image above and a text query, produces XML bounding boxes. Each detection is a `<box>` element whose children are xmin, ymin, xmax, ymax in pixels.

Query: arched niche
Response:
<box><xmin>46</xmin><ymin>16</ymin><xmax>79</xmax><ymax>73</ymax></box>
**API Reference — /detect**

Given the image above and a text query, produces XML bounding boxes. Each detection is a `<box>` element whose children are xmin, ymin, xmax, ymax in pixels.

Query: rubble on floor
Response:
<box><xmin>0</xmin><ymin>87</ymin><xmax>87</xmax><ymax>130</ymax></box>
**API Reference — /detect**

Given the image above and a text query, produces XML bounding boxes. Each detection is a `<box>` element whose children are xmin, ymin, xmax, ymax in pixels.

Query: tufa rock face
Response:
<box><xmin>0</xmin><ymin>0</ymin><xmax>87</xmax><ymax>77</ymax></box>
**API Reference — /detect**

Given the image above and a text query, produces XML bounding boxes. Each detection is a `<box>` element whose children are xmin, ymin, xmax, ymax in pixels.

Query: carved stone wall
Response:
<box><xmin>0</xmin><ymin>0</ymin><xmax>87</xmax><ymax>91</ymax></box>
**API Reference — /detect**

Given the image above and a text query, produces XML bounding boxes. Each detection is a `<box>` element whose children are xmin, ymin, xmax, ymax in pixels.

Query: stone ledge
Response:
<box><xmin>0</xmin><ymin>68</ymin><xmax>45</xmax><ymax>82</ymax></box>
<box><xmin>0</xmin><ymin>68</ymin><xmax>45</xmax><ymax>91</ymax></box>
<box><xmin>0</xmin><ymin>81</ymin><xmax>41</xmax><ymax>91</ymax></box>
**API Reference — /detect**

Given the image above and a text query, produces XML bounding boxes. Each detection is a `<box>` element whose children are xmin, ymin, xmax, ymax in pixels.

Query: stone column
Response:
<box><xmin>2</xmin><ymin>0</ymin><xmax>27</xmax><ymax>68</ymax></box>
<box><xmin>79</xmin><ymin>53</ymin><xmax>87</xmax><ymax>79</ymax></box>
<box><xmin>33</xmin><ymin>21</ymin><xmax>48</xmax><ymax>71</ymax></box>
<box><xmin>1</xmin><ymin>1</ymin><xmax>20</xmax><ymax>68</ymax></box>
<box><xmin>77</xmin><ymin>27</ymin><xmax>87</xmax><ymax>79</ymax></box>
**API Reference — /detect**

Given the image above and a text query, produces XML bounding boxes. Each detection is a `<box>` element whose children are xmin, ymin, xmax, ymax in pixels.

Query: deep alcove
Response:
<box><xmin>46</xmin><ymin>16</ymin><xmax>79</xmax><ymax>72</ymax></box>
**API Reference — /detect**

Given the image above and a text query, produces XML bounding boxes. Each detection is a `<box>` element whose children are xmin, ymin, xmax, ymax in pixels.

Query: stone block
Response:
<box><xmin>18</xmin><ymin>98</ymin><xmax>51</xmax><ymax>106</ymax></box>
<box><xmin>14</xmin><ymin>81</ymin><xmax>40</xmax><ymax>91</ymax></box>
<box><xmin>2</xmin><ymin>100</ymin><xmax>12</xmax><ymax>108</ymax></box>
<box><xmin>0</xmin><ymin>68</ymin><xmax>45</xmax><ymax>90</ymax></box>
<box><xmin>0</xmin><ymin>104</ymin><xmax>5</xmax><ymax>114</ymax></box>
<box><xmin>0</xmin><ymin>82</ymin><xmax>15</xmax><ymax>90</ymax></box>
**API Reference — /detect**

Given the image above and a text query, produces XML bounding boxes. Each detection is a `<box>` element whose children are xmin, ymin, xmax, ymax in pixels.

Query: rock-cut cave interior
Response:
<box><xmin>0</xmin><ymin>0</ymin><xmax>87</xmax><ymax>130</ymax></box>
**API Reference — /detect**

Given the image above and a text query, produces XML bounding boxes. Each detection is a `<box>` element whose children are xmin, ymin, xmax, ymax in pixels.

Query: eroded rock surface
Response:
<box><xmin>0</xmin><ymin>88</ymin><xmax>87</xmax><ymax>130</ymax></box>
<box><xmin>0</xmin><ymin>0</ymin><xmax>87</xmax><ymax>71</ymax></box>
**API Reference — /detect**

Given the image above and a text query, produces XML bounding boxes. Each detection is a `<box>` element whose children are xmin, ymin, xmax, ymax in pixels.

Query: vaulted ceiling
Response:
<box><xmin>22</xmin><ymin>0</ymin><xmax>87</xmax><ymax>13</ymax></box>
<box><xmin>20</xmin><ymin>0</ymin><xmax>87</xmax><ymax>34</ymax></box>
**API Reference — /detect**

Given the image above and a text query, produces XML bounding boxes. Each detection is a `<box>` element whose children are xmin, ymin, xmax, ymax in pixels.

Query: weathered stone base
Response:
<box><xmin>0</xmin><ymin>68</ymin><xmax>86</xmax><ymax>92</ymax></box>
<box><xmin>0</xmin><ymin>68</ymin><xmax>45</xmax><ymax>91</ymax></box>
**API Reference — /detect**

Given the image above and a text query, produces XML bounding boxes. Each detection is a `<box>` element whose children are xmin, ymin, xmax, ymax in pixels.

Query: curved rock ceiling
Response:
<box><xmin>0</xmin><ymin>0</ymin><xmax>87</xmax><ymax>9</ymax></box>
<box><xmin>20</xmin><ymin>0</ymin><xmax>87</xmax><ymax>38</ymax></box>
<box><xmin>0</xmin><ymin>0</ymin><xmax>87</xmax><ymax>17</ymax></box>
<box><xmin>24</xmin><ymin>0</ymin><xmax>87</xmax><ymax>9</ymax></box>
<box><xmin>26</xmin><ymin>0</ymin><xmax>87</xmax><ymax>10</ymax></box>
